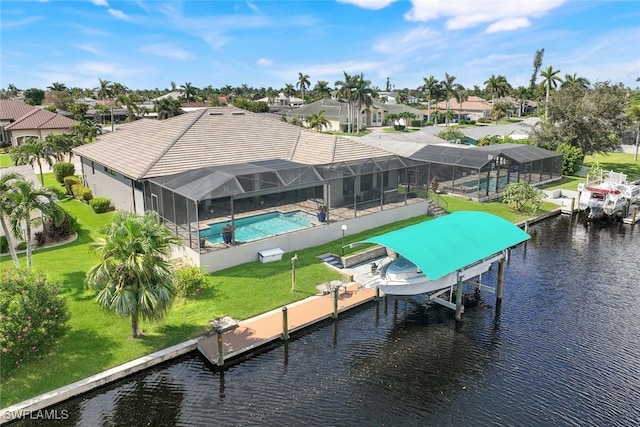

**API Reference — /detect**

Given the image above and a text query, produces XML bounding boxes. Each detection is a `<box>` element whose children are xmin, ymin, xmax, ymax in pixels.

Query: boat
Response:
<box><xmin>364</xmin><ymin>252</ymin><xmax>504</xmax><ymax>296</ymax></box>
<box><xmin>578</xmin><ymin>171</ymin><xmax>631</xmax><ymax>220</ymax></box>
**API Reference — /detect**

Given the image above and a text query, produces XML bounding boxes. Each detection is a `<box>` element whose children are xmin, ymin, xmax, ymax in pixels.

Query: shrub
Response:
<box><xmin>89</xmin><ymin>197</ymin><xmax>112</xmax><ymax>213</ymax></box>
<box><xmin>410</xmin><ymin>120</ymin><xmax>422</xmax><ymax>127</ymax></box>
<box><xmin>393</xmin><ymin>125</ymin><xmax>406</xmax><ymax>131</ymax></box>
<box><xmin>0</xmin><ymin>267</ymin><xmax>70</xmax><ymax>372</ymax></box>
<box><xmin>0</xmin><ymin>236</ymin><xmax>8</xmax><ymax>253</ymax></box>
<box><xmin>63</xmin><ymin>176</ymin><xmax>80</xmax><ymax>195</ymax></box>
<box><xmin>34</xmin><ymin>231</ymin><xmax>46</xmax><ymax>247</ymax></box>
<box><xmin>53</xmin><ymin>162</ymin><xmax>75</xmax><ymax>185</ymax></box>
<box><xmin>45</xmin><ymin>213</ymin><xmax>77</xmax><ymax>242</ymax></box>
<box><xmin>15</xmin><ymin>241</ymin><xmax>27</xmax><ymax>251</ymax></box>
<box><xmin>556</xmin><ymin>143</ymin><xmax>584</xmax><ymax>176</ymax></box>
<box><xmin>71</xmin><ymin>184</ymin><xmax>93</xmax><ymax>202</ymax></box>
<box><xmin>478</xmin><ymin>117</ymin><xmax>492</xmax><ymax>124</ymax></box>
<box><xmin>175</xmin><ymin>265</ymin><xmax>208</xmax><ymax>297</ymax></box>
<box><xmin>502</xmin><ymin>181</ymin><xmax>546</xmax><ymax>213</ymax></box>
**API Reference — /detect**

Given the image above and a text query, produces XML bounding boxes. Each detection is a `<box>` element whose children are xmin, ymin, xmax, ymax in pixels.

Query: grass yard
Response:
<box><xmin>0</xmin><ymin>166</ymin><xmax>572</xmax><ymax>407</ymax></box>
<box><xmin>0</xmin><ymin>153</ymin><xmax>13</xmax><ymax>168</ymax></box>
<box><xmin>584</xmin><ymin>152</ymin><xmax>640</xmax><ymax>181</ymax></box>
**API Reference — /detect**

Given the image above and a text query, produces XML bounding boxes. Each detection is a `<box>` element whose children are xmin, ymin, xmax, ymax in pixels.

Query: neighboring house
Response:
<box><xmin>258</xmin><ymin>93</ymin><xmax>304</xmax><ymax>108</ymax></box>
<box><xmin>283</xmin><ymin>99</ymin><xmax>423</xmax><ymax>131</ymax></box>
<box><xmin>0</xmin><ymin>165</ymin><xmax>45</xmax><ymax>246</ymax></box>
<box><xmin>432</xmin><ymin>96</ymin><xmax>493</xmax><ymax>121</ymax></box>
<box><xmin>0</xmin><ymin>99</ymin><xmax>38</xmax><ymax>147</ymax></box>
<box><xmin>2</xmin><ymin>101</ymin><xmax>77</xmax><ymax>146</ymax></box>
<box><xmin>460</xmin><ymin>117</ymin><xmax>541</xmax><ymax>144</ymax></box>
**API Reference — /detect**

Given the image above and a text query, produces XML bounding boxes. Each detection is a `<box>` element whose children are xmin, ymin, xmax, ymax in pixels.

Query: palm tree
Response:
<box><xmin>7</xmin><ymin>179</ymin><xmax>63</xmax><ymax>268</ymax></box>
<box><xmin>441</xmin><ymin>73</ymin><xmax>461</xmax><ymax>126</ymax></box>
<box><xmin>180</xmin><ymin>82</ymin><xmax>197</xmax><ymax>103</ymax></box>
<box><xmin>513</xmin><ymin>86</ymin><xmax>530</xmax><ymax>117</ymax></box>
<box><xmin>10</xmin><ymin>137</ymin><xmax>56</xmax><ymax>186</ymax></box>
<box><xmin>562</xmin><ymin>73</ymin><xmax>590</xmax><ymax>89</ymax></box>
<box><xmin>540</xmin><ymin>66</ymin><xmax>562</xmax><ymax>120</ymax></box>
<box><xmin>312</xmin><ymin>80</ymin><xmax>332</xmax><ymax>100</ymax></box>
<box><xmin>296</xmin><ymin>72</ymin><xmax>310</xmax><ymax>104</ymax></box>
<box><xmin>154</xmin><ymin>98</ymin><xmax>183</xmax><ymax>120</ymax></box>
<box><xmin>305</xmin><ymin>110</ymin><xmax>330</xmax><ymax>132</ymax></box>
<box><xmin>86</xmin><ymin>211</ymin><xmax>181</xmax><ymax>338</ymax></box>
<box><xmin>74</xmin><ymin>119</ymin><xmax>102</xmax><ymax>142</ymax></box>
<box><xmin>283</xmin><ymin>83</ymin><xmax>296</xmax><ymax>99</ymax></box>
<box><xmin>484</xmin><ymin>74</ymin><xmax>511</xmax><ymax>104</ymax></box>
<box><xmin>454</xmin><ymin>90</ymin><xmax>469</xmax><ymax>122</ymax></box>
<box><xmin>352</xmin><ymin>73</ymin><xmax>376</xmax><ymax>132</ymax></box>
<box><xmin>335</xmin><ymin>71</ymin><xmax>357</xmax><ymax>133</ymax></box>
<box><xmin>422</xmin><ymin>75</ymin><xmax>439</xmax><ymax>123</ymax></box>
<box><xmin>0</xmin><ymin>172</ymin><xmax>22</xmax><ymax>266</ymax></box>
<box><xmin>47</xmin><ymin>82</ymin><xmax>68</xmax><ymax>92</ymax></box>
<box><xmin>45</xmin><ymin>133</ymin><xmax>76</xmax><ymax>162</ymax></box>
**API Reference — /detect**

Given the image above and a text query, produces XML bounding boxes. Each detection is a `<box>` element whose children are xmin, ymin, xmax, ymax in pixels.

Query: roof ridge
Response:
<box><xmin>138</xmin><ymin>108</ymin><xmax>208</xmax><ymax>179</ymax></box>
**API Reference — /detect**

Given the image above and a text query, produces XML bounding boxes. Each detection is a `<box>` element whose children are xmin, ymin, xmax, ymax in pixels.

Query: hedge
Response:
<box><xmin>53</xmin><ymin>163</ymin><xmax>75</xmax><ymax>185</ymax></box>
<box><xmin>89</xmin><ymin>197</ymin><xmax>112</xmax><ymax>213</ymax></box>
<box><xmin>71</xmin><ymin>184</ymin><xmax>93</xmax><ymax>202</ymax></box>
<box><xmin>63</xmin><ymin>176</ymin><xmax>80</xmax><ymax>195</ymax></box>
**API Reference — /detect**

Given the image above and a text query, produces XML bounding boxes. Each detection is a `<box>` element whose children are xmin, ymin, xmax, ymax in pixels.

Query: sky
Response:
<box><xmin>1</xmin><ymin>0</ymin><xmax>639</xmax><ymax>93</ymax></box>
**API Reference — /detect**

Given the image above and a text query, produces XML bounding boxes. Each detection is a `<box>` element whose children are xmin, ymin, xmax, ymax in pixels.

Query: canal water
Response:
<box><xmin>15</xmin><ymin>215</ymin><xmax>640</xmax><ymax>426</ymax></box>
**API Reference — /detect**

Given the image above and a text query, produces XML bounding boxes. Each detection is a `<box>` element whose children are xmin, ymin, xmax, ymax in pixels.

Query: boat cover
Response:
<box><xmin>362</xmin><ymin>211</ymin><xmax>530</xmax><ymax>280</ymax></box>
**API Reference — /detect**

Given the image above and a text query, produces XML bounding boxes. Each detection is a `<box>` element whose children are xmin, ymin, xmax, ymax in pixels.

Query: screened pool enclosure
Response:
<box><xmin>144</xmin><ymin>157</ymin><xmax>429</xmax><ymax>251</ymax></box>
<box><xmin>410</xmin><ymin>144</ymin><xmax>562</xmax><ymax>201</ymax></box>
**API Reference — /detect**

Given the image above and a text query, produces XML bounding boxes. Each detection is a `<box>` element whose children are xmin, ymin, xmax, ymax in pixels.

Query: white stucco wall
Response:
<box><xmin>194</xmin><ymin>201</ymin><xmax>429</xmax><ymax>273</ymax></box>
<box><xmin>80</xmin><ymin>158</ymin><xmax>144</xmax><ymax>214</ymax></box>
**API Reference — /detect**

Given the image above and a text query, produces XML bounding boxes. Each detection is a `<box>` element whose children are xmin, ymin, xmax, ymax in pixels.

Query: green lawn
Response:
<box><xmin>584</xmin><ymin>152</ymin><xmax>640</xmax><ymax>181</ymax></box>
<box><xmin>0</xmin><ymin>166</ymin><xmax>587</xmax><ymax>407</ymax></box>
<box><xmin>0</xmin><ymin>153</ymin><xmax>13</xmax><ymax>168</ymax></box>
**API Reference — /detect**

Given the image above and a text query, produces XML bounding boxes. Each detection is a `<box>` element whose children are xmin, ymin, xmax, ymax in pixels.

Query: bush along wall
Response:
<box><xmin>53</xmin><ymin>163</ymin><xmax>75</xmax><ymax>185</ymax></box>
<box><xmin>71</xmin><ymin>184</ymin><xmax>93</xmax><ymax>202</ymax></box>
<box><xmin>89</xmin><ymin>197</ymin><xmax>112</xmax><ymax>213</ymax></box>
<box><xmin>63</xmin><ymin>176</ymin><xmax>80</xmax><ymax>196</ymax></box>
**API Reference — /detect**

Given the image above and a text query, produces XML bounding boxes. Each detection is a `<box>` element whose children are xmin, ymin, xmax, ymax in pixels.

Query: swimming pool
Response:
<box><xmin>200</xmin><ymin>211</ymin><xmax>317</xmax><ymax>243</ymax></box>
<box><xmin>462</xmin><ymin>176</ymin><xmax>509</xmax><ymax>191</ymax></box>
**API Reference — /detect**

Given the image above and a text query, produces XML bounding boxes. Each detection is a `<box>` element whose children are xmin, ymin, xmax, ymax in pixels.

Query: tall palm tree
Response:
<box><xmin>422</xmin><ymin>75</ymin><xmax>439</xmax><ymax>123</ymax></box>
<box><xmin>86</xmin><ymin>211</ymin><xmax>181</xmax><ymax>338</ymax></box>
<box><xmin>0</xmin><ymin>172</ymin><xmax>22</xmax><ymax>266</ymax></box>
<box><xmin>45</xmin><ymin>133</ymin><xmax>77</xmax><ymax>162</ymax></box>
<box><xmin>7</xmin><ymin>179</ymin><xmax>63</xmax><ymax>268</ymax></box>
<box><xmin>540</xmin><ymin>66</ymin><xmax>562</xmax><ymax>120</ymax></box>
<box><xmin>154</xmin><ymin>98</ymin><xmax>183</xmax><ymax>120</ymax></box>
<box><xmin>352</xmin><ymin>73</ymin><xmax>376</xmax><ymax>132</ymax></box>
<box><xmin>283</xmin><ymin>83</ymin><xmax>296</xmax><ymax>98</ymax></box>
<box><xmin>441</xmin><ymin>73</ymin><xmax>460</xmax><ymax>126</ymax></box>
<box><xmin>10</xmin><ymin>137</ymin><xmax>56</xmax><ymax>186</ymax></box>
<box><xmin>454</xmin><ymin>90</ymin><xmax>469</xmax><ymax>122</ymax></box>
<box><xmin>484</xmin><ymin>74</ymin><xmax>512</xmax><ymax>104</ymax></box>
<box><xmin>296</xmin><ymin>72</ymin><xmax>310</xmax><ymax>104</ymax></box>
<box><xmin>513</xmin><ymin>86</ymin><xmax>530</xmax><ymax>117</ymax></box>
<box><xmin>335</xmin><ymin>71</ymin><xmax>357</xmax><ymax>133</ymax></box>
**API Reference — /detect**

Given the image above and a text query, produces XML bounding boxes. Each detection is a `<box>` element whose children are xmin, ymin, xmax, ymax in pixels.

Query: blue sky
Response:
<box><xmin>1</xmin><ymin>0</ymin><xmax>639</xmax><ymax>92</ymax></box>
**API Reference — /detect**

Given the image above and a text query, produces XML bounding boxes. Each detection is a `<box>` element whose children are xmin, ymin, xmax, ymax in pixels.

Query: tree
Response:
<box><xmin>305</xmin><ymin>110</ymin><xmax>330</xmax><ymax>132</ymax></box>
<box><xmin>73</xmin><ymin>119</ymin><xmax>102</xmax><ymax>142</ymax></box>
<box><xmin>47</xmin><ymin>82</ymin><xmax>68</xmax><ymax>92</ymax></box>
<box><xmin>0</xmin><ymin>267</ymin><xmax>69</xmax><ymax>372</ymax></box>
<box><xmin>530</xmin><ymin>82</ymin><xmax>629</xmax><ymax>155</ymax></box>
<box><xmin>312</xmin><ymin>80</ymin><xmax>332</xmax><ymax>100</ymax></box>
<box><xmin>513</xmin><ymin>86</ymin><xmax>530</xmax><ymax>117</ymax></box>
<box><xmin>335</xmin><ymin>71</ymin><xmax>357</xmax><ymax>133</ymax></box>
<box><xmin>502</xmin><ymin>181</ymin><xmax>546</xmax><ymax>212</ymax></box>
<box><xmin>9</xmin><ymin>137</ymin><xmax>56</xmax><ymax>185</ymax></box>
<box><xmin>441</xmin><ymin>73</ymin><xmax>461</xmax><ymax>126</ymax></box>
<box><xmin>180</xmin><ymin>82</ymin><xmax>197</xmax><ymax>103</ymax></box>
<box><xmin>23</xmin><ymin>88</ymin><xmax>45</xmax><ymax>105</ymax></box>
<box><xmin>562</xmin><ymin>73</ymin><xmax>590</xmax><ymax>89</ymax></box>
<box><xmin>86</xmin><ymin>211</ymin><xmax>181</xmax><ymax>338</ymax></box>
<box><xmin>296</xmin><ymin>72</ymin><xmax>310</xmax><ymax>103</ymax></box>
<box><xmin>422</xmin><ymin>75</ymin><xmax>439</xmax><ymax>123</ymax></box>
<box><xmin>436</xmin><ymin>127</ymin><xmax>465</xmax><ymax>143</ymax></box>
<box><xmin>352</xmin><ymin>73</ymin><xmax>376</xmax><ymax>132</ymax></box>
<box><xmin>7</xmin><ymin>178</ymin><xmax>64</xmax><ymax>268</ymax></box>
<box><xmin>530</xmin><ymin>48</ymin><xmax>544</xmax><ymax>91</ymax></box>
<box><xmin>67</xmin><ymin>102</ymin><xmax>89</xmax><ymax>120</ymax></box>
<box><xmin>283</xmin><ymin>83</ymin><xmax>296</xmax><ymax>98</ymax></box>
<box><xmin>556</xmin><ymin>143</ymin><xmax>585</xmax><ymax>176</ymax></box>
<box><xmin>540</xmin><ymin>65</ymin><xmax>562</xmax><ymax>120</ymax></box>
<box><xmin>0</xmin><ymin>172</ymin><xmax>22</xmax><ymax>266</ymax></box>
<box><xmin>491</xmin><ymin>101</ymin><xmax>511</xmax><ymax>124</ymax></box>
<box><xmin>154</xmin><ymin>98</ymin><xmax>183</xmax><ymax>120</ymax></box>
<box><xmin>484</xmin><ymin>74</ymin><xmax>511</xmax><ymax>103</ymax></box>
<box><xmin>625</xmin><ymin>102</ymin><xmax>640</xmax><ymax>161</ymax></box>
<box><xmin>45</xmin><ymin>133</ymin><xmax>77</xmax><ymax>162</ymax></box>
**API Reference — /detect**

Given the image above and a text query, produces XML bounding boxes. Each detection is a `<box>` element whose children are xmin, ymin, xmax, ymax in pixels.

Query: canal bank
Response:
<box><xmin>0</xmin><ymin>209</ymin><xmax>564</xmax><ymax>424</ymax></box>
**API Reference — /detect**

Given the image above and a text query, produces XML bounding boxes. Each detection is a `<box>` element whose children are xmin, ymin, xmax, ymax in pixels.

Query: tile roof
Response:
<box><xmin>4</xmin><ymin>108</ymin><xmax>77</xmax><ymax>130</ymax></box>
<box><xmin>73</xmin><ymin>106</ymin><xmax>396</xmax><ymax>179</ymax></box>
<box><xmin>433</xmin><ymin>96</ymin><xmax>492</xmax><ymax>112</ymax></box>
<box><xmin>0</xmin><ymin>99</ymin><xmax>38</xmax><ymax>121</ymax></box>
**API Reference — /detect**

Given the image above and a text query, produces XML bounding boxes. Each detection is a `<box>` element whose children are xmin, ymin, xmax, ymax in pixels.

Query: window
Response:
<box><xmin>104</xmin><ymin>166</ymin><xmax>117</xmax><ymax>176</ymax></box>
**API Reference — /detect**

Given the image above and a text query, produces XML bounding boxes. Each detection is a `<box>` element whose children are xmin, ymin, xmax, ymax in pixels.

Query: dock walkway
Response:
<box><xmin>197</xmin><ymin>282</ymin><xmax>377</xmax><ymax>366</ymax></box>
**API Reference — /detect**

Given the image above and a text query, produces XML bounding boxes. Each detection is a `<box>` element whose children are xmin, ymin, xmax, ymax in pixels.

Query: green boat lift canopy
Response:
<box><xmin>362</xmin><ymin>211</ymin><xmax>531</xmax><ymax>280</ymax></box>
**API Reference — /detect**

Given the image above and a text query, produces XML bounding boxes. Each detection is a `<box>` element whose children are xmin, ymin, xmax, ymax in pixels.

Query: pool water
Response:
<box><xmin>462</xmin><ymin>176</ymin><xmax>509</xmax><ymax>191</ymax></box>
<box><xmin>200</xmin><ymin>211</ymin><xmax>316</xmax><ymax>243</ymax></box>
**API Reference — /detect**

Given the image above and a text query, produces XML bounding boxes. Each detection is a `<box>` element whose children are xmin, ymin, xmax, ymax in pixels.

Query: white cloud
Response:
<box><xmin>373</xmin><ymin>26</ymin><xmax>439</xmax><ymax>54</ymax></box>
<box><xmin>0</xmin><ymin>16</ymin><xmax>42</xmax><ymax>29</ymax></box>
<box><xmin>257</xmin><ymin>58</ymin><xmax>273</xmax><ymax>67</ymax></box>
<box><xmin>92</xmin><ymin>0</ymin><xmax>109</xmax><ymax>6</ymax></box>
<box><xmin>139</xmin><ymin>44</ymin><xmax>193</xmax><ymax>60</ymax></box>
<box><xmin>107</xmin><ymin>9</ymin><xmax>131</xmax><ymax>21</ymax></box>
<box><xmin>337</xmin><ymin>0</ymin><xmax>397</xmax><ymax>10</ymax></box>
<box><xmin>74</xmin><ymin>45</ymin><xmax>105</xmax><ymax>57</ymax></box>
<box><xmin>405</xmin><ymin>0</ymin><xmax>567</xmax><ymax>32</ymax></box>
<box><xmin>247</xmin><ymin>2</ymin><xmax>260</xmax><ymax>13</ymax></box>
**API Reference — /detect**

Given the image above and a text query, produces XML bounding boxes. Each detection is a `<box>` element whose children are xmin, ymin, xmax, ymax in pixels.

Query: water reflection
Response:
<box><xmin>11</xmin><ymin>215</ymin><xmax>640</xmax><ymax>426</ymax></box>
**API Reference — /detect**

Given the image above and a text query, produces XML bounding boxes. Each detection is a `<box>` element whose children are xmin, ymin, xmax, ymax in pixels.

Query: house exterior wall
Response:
<box><xmin>186</xmin><ymin>201</ymin><xmax>429</xmax><ymax>273</ymax></box>
<box><xmin>10</xmin><ymin>129</ymin><xmax>72</xmax><ymax>146</ymax></box>
<box><xmin>80</xmin><ymin>157</ymin><xmax>144</xmax><ymax>214</ymax></box>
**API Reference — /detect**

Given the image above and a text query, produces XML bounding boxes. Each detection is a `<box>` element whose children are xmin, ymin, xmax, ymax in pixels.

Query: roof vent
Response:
<box><xmin>209</xmin><ymin>112</ymin><xmax>223</xmax><ymax>116</ymax></box>
<box><xmin>231</xmin><ymin>112</ymin><xmax>245</xmax><ymax>115</ymax></box>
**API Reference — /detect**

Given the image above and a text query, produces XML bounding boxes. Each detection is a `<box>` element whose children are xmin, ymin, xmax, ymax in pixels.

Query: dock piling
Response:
<box><xmin>455</xmin><ymin>275</ymin><xmax>463</xmax><ymax>321</ymax></box>
<box><xmin>216</xmin><ymin>328</ymin><xmax>224</xmax><ymax>368</ymax></box>
<box><xmin>496</xmin><ymin>258</ymin><xmax>505</xmax><ymax>302</ymax></box>
<box><xmin>282</xmin><ymin>307</ymin><xmax>290</xmax><ymax>340</ymax></box>
<box><xmin>332</xmin><ymin>289</ymin><xmax>339</xmax><ymax>319</ymax></box>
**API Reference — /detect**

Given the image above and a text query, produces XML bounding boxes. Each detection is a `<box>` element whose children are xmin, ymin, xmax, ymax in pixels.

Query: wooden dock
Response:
<box><xmin>197</xmin><ymin>283</ymin><xmax>377</xmax><ymax>366</ymax></box>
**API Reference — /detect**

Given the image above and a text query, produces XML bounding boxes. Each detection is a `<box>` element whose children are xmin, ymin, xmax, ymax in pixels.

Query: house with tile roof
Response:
<box><xmin>432</xmin><ymin>96</ymin><xmax>493</xmax><ymax>122</ymax></box>
<box><xmin>0</xmin><ymin>100</ymin><xmax>77</xmax><ymax>147</ymax></box>
<box><xmin>73</xmin><ymin>106</ymin><xmax>430</xmax><ymax>271</ymax></box>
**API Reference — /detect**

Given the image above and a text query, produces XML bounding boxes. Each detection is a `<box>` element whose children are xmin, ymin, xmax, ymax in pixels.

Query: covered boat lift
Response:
<box><xmin>361</xmin><ymin>211</ymin><xmax>531</xmax><ymax>320</ymax></box>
